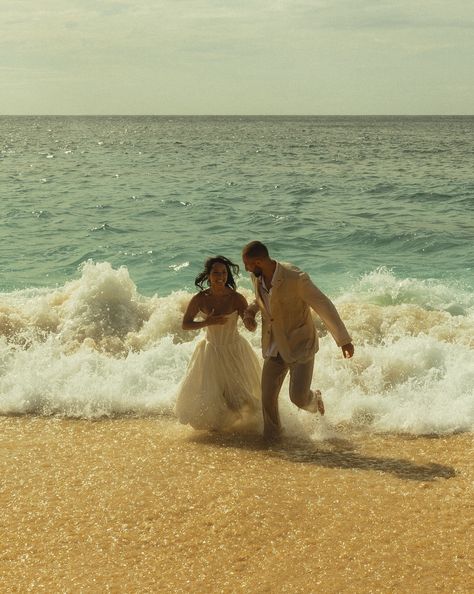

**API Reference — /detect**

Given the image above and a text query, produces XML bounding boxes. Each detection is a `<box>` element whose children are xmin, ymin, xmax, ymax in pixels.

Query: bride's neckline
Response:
<box><xmin>199</xmin><ymin>309</ymin><xmax>238</xmax><ymax>317</ymax></box>
<box><xmin>198</xmin><ymin>289</ymin><xmax>238</xmax><ymax>317</ymax></box>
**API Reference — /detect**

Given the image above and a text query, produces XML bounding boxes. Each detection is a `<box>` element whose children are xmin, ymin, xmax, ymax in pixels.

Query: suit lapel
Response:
<box><xmin>269</xmin><ymin>262</ymin><xmax>284</xmax><ymax>309</ymax></box>
<box><xmin>252</xmin><ymin>274</ymin><xmax>265</xmax><ymax>310</ymax></box>
<box><xmin>271</xmin><ymin>262</ymin><xmax>284</xmax><ymax>289</ymax></box>
<box><xmin>252</xmin><ymin>263</ymin><xmax>284</xmax><ymax>312</ymax></box>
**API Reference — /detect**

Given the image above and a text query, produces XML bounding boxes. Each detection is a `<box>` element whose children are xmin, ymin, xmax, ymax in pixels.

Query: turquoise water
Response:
<box><xmin>1</xmin><ymin>116</ymin><xmax>473</xmax><ymax>294</ymax></box>
<box><xmin>0</xmin><ymin>116</ymin><xmax>473</xmax><ymax>433</ymax></box>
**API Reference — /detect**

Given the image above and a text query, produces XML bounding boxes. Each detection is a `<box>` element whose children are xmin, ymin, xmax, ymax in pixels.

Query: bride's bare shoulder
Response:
<box><xmin>232</xmin><ymin>291</ymin><xmax>248</xmax><ymax>312</ymax></box>
<box><xmin>188</xmin><ymin>291</ymin><xmax>207</xmax><ymax>308</ymax></box>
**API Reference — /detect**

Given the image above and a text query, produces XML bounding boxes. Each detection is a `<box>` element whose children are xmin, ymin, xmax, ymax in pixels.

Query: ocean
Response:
<box><xmin>1</xmin><ymin>115</ymin><xmax>473</xmax><ymax>434</ymax></box>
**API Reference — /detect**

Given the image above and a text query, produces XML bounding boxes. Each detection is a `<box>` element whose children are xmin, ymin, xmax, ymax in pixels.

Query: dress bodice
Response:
<box><xmin>204</xmin><ymin>310</ymin><xmax>239</xmax><ymax>346</ymax></box>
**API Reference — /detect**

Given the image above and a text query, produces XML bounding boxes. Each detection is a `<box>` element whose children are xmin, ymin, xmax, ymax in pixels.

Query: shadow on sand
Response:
<box><xmin>189</xmin><ymin>431</ymin><xmax>456</xmax><ymax>482</ymax></box>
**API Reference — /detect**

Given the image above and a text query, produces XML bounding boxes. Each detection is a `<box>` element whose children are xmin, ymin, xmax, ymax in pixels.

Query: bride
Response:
<box><xmin>175</xmin><ymin>256</ymin><xmax>261</xmax><ymax>431</ymax></box>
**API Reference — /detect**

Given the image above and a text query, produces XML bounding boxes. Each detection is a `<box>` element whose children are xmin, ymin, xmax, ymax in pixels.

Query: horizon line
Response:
<box><xmin>1</xmin><ymin>113</ymin><xmax>473</xmax><ymax>118</ymax></box>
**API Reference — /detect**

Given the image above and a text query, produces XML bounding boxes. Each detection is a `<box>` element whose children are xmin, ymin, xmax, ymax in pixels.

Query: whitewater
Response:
<box><xmin>1</xmin><ymin>261</ymin><xmax>472</xmax><ymax>434</ymax></box>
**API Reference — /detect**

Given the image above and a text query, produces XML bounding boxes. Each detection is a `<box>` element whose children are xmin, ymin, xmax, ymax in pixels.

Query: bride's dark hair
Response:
<box><xmin>195</xmin><ymin>256</ymin><xmax>240</xmax><ymax>291</ymax></box>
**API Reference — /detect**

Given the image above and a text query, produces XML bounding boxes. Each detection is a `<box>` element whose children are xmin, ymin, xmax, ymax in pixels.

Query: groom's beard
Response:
<box><xmin>253</xmin><ymin>267</ymin><xmax>263</xmax><ymax>277</ymax></box>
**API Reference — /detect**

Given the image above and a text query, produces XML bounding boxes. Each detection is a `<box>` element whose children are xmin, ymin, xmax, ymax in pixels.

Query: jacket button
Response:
<box><xmin>270</xmin><ymin>318</ymin><xmax>274</xmax><ymax>322</ymax></box>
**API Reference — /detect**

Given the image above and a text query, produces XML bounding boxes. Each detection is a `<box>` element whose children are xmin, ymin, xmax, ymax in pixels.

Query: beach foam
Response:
<box><xmin>1</xmin><ymin>262</ymin><xmax>472</xmax><ymax>434</ymax></box>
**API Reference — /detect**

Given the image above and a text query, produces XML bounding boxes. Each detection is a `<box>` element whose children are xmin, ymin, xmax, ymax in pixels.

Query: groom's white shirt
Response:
<box><xmin>259</xmin><ymin>264</ymin><xmax>279</xmax><ymax>358</ymax></box>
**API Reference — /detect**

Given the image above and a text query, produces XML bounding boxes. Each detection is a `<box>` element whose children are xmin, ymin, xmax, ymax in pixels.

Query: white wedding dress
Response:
<box><xmin>175</xmin><ymin>311</ymin><xmax>261</xmax><ymax>430</ymax></box>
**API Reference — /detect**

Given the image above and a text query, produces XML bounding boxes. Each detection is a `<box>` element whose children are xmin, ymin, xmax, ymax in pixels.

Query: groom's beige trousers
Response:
<box><xmin>261</xmin><ymin>353</ymin><xmax>315</xmax><ymax>437</ymax></box>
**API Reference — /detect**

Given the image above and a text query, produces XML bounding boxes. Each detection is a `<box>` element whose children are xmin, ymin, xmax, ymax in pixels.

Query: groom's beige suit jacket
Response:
<box><xmin>248</xmin><ymin>262</ymin><xmax>351</xmax><ymax>364</ymax></box>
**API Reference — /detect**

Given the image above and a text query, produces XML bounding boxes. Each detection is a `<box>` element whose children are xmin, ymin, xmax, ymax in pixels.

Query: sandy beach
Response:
<box><xmin>1</xmin><ymin>416</ymin><xmax>472</xmax><ymax>593</ymax></box>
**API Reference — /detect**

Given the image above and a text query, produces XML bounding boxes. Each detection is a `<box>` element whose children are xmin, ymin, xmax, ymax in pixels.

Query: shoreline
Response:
<box><xmin>1</xmin><ymin>416</ymin><xmax>472</xmax><ymax>593</ymax></box>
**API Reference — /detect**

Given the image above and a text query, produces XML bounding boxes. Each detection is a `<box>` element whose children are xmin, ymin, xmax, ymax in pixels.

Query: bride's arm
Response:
<box><xmin>235</xmin><ymin>292</ymin><xmax>257</xmax><ymax>332</ymax></box>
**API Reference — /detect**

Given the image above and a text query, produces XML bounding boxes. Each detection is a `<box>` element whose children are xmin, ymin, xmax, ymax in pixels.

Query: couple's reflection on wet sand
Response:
<box><xmin>190</xmin><ymin>430</ymin><xmax>456</xmax><ymax>482</ymax></box>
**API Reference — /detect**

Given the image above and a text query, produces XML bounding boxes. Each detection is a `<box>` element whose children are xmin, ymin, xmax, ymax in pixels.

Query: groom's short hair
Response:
<box><xmin>242</xmin><ymin>241</ymin><xmax>269</xmax><ymax>259</ymax></box>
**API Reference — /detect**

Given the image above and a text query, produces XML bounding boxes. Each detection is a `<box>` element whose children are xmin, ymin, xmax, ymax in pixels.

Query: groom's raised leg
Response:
<box><xmin>288</xmin><ymin>356</ymin><xmax>324</xmax><ymax>414</ymax></box>
<box><xmin>261</xmin><ymin>355</ymin><xmax>288</xmax><ymax>439</ymax></box>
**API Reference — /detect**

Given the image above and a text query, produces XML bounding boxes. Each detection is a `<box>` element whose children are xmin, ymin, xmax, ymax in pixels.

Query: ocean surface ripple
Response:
<box><xmin>1</xmin><ymin>116</ymin><xmax>473</xmax><ymax>294</ymax></box>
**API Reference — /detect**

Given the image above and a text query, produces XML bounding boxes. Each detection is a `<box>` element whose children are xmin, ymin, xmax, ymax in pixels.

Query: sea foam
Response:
<box><xmin>0</xmin><ymin>262</ymin><xmax>472</xmax><ymax>435</ymax></box>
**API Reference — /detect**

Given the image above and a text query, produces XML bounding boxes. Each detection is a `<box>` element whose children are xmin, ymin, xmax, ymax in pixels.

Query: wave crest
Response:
<box><xmin>0</xmin><ymin>263</ymin><xmax>472</xmax><ymax>433</ymax></box>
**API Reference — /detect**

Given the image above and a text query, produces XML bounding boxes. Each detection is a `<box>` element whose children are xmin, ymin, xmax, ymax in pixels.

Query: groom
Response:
<box><xmin>242</xmin><ymin>241</ymin><xmax>354</xmax><ymax>439</ymax></box>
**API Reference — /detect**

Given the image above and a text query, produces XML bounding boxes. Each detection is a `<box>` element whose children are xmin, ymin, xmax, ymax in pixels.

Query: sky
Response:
<box><xmin>1</xmin><ymin>0</ymin><xmax>473</xmax><ymax>115</ymax></box>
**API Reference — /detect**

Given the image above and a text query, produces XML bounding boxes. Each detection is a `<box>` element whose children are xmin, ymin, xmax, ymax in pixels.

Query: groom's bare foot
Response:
<box><xmin>315</xmin><ymin>390</ymin><xmax>325</xmax><ymax>415</ymax></box>
<box><xmin>304</xmin><ymin>390</ymin><xmax>325</xmax><ymax>415</ymax></box>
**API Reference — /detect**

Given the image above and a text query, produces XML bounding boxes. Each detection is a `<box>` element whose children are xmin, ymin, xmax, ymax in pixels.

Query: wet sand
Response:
<box><xmin>1</xmin><ymin>416</ymin><xmax>472</xmax><ymax>593</ymax></box>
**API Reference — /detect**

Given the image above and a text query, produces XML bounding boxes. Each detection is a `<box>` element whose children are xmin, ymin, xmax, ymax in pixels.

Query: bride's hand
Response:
<box><xmin>205</xmin><ymin>310</ymin><xmax>227</xmax><ymax>326</ymax></box>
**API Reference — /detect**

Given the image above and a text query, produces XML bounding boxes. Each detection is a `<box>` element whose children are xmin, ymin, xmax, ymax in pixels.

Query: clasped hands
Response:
<box><xmin>242</xmin><ymin>311</ymin><xmax>258</xmax><ymax>332</ymax></box>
